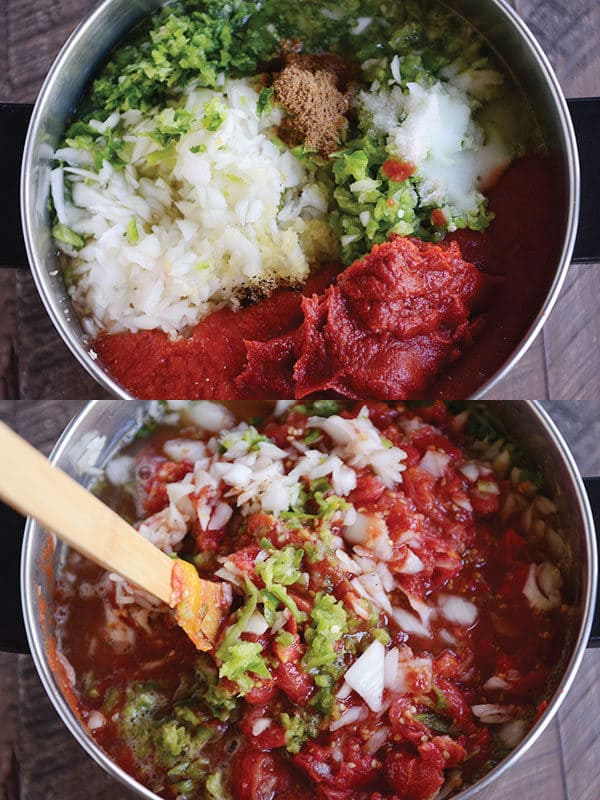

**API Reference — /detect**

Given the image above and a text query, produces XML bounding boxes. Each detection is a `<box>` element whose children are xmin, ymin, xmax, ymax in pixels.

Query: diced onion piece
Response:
<box><xmin>330</xmin><ymin>705</ymin><xmax>368</xmax><ymax>731</ymax></box>
<box><xmin>252</xmin><ymin>718</ymin><xmax>271</xmax><ymax>736</ymax></box>
<box><xmin>344</xmin><ymin>513</ymin><xmax>392</xmax><ymax>561</ymax></box>
<box><xmin>183</xmin><ymin>402</ymin><xmax>235</xmax><ymax>433</ymax></box>
<box><xmin>335</xmin><ymin>549</ymin><xmax>362</xmax><ymax>575</ymax></box>
<box><xmin>523</xmin><ymin>562</ymin><xmax>562</xmax><ymax>610</ymax></box>
<box><xmin>344</xmin><ymin>640</ymin><xmax>385</xmax><ymax>712</ymax></box>
<box><xmin>394</xmin><ymin>547</ymin><xmax>424</xmax><ymax>575</ymax></box>
<box><xmin>483</xmin><ymin>675</ymin><xmax>510</xmax><ymax>691</ymax></box>
<box><xmin>498</xmin><ymin>719</ymin><xmax>528</xmax><ymax>748</ymax></box>
<box><xmin>534</xmin><ymin>495</ymin><xmax>557</xmax><ymax>516</ymax></box>
<box><xmin>460</xmin><ymin>463</ymin><xmax>480</xmax><ymax>482</ymax></box>
<box><xmin>87</xmin><ymin>710</ymin><xmax>106</xmax><ymax>731</ymax></box>
<box><xmin>105</xmin><ymin>455</ymin><xmax>134</xmax><ymax>486</ymax></box>
<box><xmin>420</xmin><ymin>450</ymin><xmax>450</xmax><ymax>478</ymax></box>
<box><xmin>438</xmin><ymin>595</ymin><xmax>478</xmax><ymax>626</ymax></box>
<box><xmin>364</xmin><ymin>725</ymin><xmax>391</xmax><ymax>754</ymax></box>
<box><xmin>244</xmin><ymin>611</ymin><xmax>269</xmax><ymax>636</ymax></box>
<box><xmin>336</xmin><ymin>682</ymin><xmax>353</xmax><ymax>700</ymax></box>
<box><xmin>391</xmin><ymin>607</ymin><xmax>430</xmax><ymax>638</ymax></box>
<box><xmin>163</xmin><ymin>439</ymin><xmax>206</xmax><ymax>463</ymax></box>
<box><xmin>213</xmin><ymin>461</ymin><xmax>253</xmax><ymax>486</ymax></box>
<box><xmin>471</xmin><ymin>704</ymin><xmax>515</xmax><ymax>724</ymax></box>
<box><xmin>209</xmin><ymin>501</ymin><xmax>233</xmax><ymax>530</ymax></box>
<box><xmin>384</xmin><ymin>647</ymin><xmax>399</xmax><ymax>689</ymax></box>
<box><xmin>274</xmin><ymin>401</ymin><xmax>294</xmax><ymax>417</ymax></box>
<box><xmin>477</xmin><ymin>480</ymin><xmax>500</xmax><ymax>494</ymax></box>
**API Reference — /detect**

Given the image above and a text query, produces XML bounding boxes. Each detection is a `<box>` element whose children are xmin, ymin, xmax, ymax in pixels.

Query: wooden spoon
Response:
<box><xmin>0</xmin><ymin>421</ymin><xmax>230</xmax><ymax>651</ymax></box>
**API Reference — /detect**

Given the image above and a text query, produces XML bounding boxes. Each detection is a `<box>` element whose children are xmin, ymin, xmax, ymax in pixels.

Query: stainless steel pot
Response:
<box><xmin>0</xmin><ymin>0</ymin><xmax>598</xmax><ymax>397</ymax></box>
<box><xmin>0</xmin><ymin>400</ymin><xmax>597</xmax><ymax>800</ymax></box>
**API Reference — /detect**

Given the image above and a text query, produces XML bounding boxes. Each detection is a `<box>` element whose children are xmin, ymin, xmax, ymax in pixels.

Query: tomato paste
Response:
<box><xmin>94</xmin><ymin>155</ymin><xmax>562</xmax><ymax>399</ymax></box>
<box><xmin>238</xmin><ymin>237</ymin><xmax>486</xmax><ymax>398</ymax></box>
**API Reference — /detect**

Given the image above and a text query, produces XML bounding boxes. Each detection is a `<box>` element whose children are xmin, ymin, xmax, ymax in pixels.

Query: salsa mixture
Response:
<box><xmin>55</xmin><ymin>401</ymin><xmax>571</xmax><ymax>800</ymax></box>
<box><xmin>48</xmin><ymin>0</ymin><xmax>561</xmax><ymax>399</ymax></box>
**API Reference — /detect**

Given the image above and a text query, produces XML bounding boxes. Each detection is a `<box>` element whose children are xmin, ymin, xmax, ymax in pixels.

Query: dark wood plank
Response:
<box><xmin>14</xmin><ymin>271</ymin><xmax>112</xmax><ymax>400</ymax></box>
<box><xmin>556</xmin><ymin>651</ymin><xmax>600</xmax><ymax>800</ymax></box>
<box><xmin>542</xmin><ymin>401</ymin><xmax>600</xmax><ymax>800</ymax></box>
<box><xmin>17</xmin><ymin>655</ymin><xmax>139</xmax><ymax>800</ymax></box>
<box><xmin>473</xmin><ymin>719</ymin><xmax>566</xmax><ymax>800</ymax></box>
<box><xmin>482</xmin><ymin>337</ymin><xmax>548</xmax><ymax>400</ymax></box>
<box><xmin>3</xmin><ymin>0</ymin><xmax>105</xmax><ymax>400</ymax></box>
<box><xmin>0</xmin><ymin>653</ymin><xmax>19</xmax><ymax>800</ymax></box>
<box><xmin>543</xmin><ymin>268</ymin><xmax>600</xmax><ymax>399</ymax></box>
<box><xmin>4</xmin><ymin>0</ymin><xmax>97</xmax><ymax>102</ymax></box>
<box><xmin>0</xmin><ymin>270</ymin><xmax>18</xmax><ymax>400</ymax></box>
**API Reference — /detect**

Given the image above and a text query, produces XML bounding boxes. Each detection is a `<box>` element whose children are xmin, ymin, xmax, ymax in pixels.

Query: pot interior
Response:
<box><xmin>22</xmin><ymin>400</ymin><xmax>595</xmax><ymax>800</ymax></box>
<box><xmin>22</xmin><ymin>0</ymin><xmax>577</xmax><ymax>399</ymax></box>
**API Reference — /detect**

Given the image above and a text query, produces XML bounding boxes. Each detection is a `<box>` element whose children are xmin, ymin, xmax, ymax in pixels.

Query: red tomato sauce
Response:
<box><xmin>53</xmin><ymin>402</ymin><xmax>568</xmax><ymax>800</ymax></box>
<box><xmin>93</xmin><ymin>155</ymin><xmax>562</xmax><ymax>399</ymax></box>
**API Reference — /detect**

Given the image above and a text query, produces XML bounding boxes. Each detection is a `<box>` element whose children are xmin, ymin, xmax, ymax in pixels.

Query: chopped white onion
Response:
<box><xmin>209</xmin><ymin>501</ymin><xmax>233</xmax><ymax>530</ymax></box>
<box><xmin>498</xmin><ymin>719</ymin><xmax>528</xmax><ymax>748</ymax></box>
<box><xmin>252</xmin><ymin>718</ymin><xmax>272</xmax><ymax>737</ymax></box>
<box><xmin>438</xmin><ymin>595</ymin><xmax>478</xmax><ymax>626</ymax></box>
<box><xmin>330</xmin><ymin>705</ymin><xmax>368</xmax><ymax>731</ymax></box>
<box><xmin>364</xmin><ymin>725</ymin><xmax>391</xmax><ymax>754</ymax></box>
<box><xmin>183</xmin><ymin>402</ymin><xmax>235</xmax><ymax>432</ymax></box>
<box><xmin>87</xmin><ymin>710</ymin><xmax>106</xmax><ymax>731</ymax></box>
<box><xmin>105</xmin><ymin>455</ymin><xmax>134</xmax><ymax>486</ymax></box>
<box><xmin>344</xmin><ymin>640</ymin><xmax>385</xmax><ymax>712</ymax></box>
<box><xmin>460</xmin><ymin>463</ymin><xmax>480</xmax><ymax>482</ymax></box>
<box><xmin>244</xmin><ymin>611</ymin><xmax>269</xmax><ymax>636</ymax></box>
<box><xmin>523</xmin><ymin>562</ymin><xmax>562</xmax><ymax>611</ymax></box>
<box><xmin>483</xmin><ymin>675</ymin><xmax>510</xmax><ymax>691</ymax></box>
<box><xmin>391</xmin><ymin>607</ymin><xmax>430</xmax><ymax>638</ymax></box>
<box><xmin>394</xmin><ymin>547</ymin><xmax>425</xmax><ymax>575</ymax></box>
<box><xmin>471</xmin><ymin>704</ymin><xmax>515</xmax><ymax>724</ymax></box>
<box><xmin>420</xmin><ymin>450</ymin><xmax>450</xmax><ymax>478</ymax></box>
<box><xmin>384</xmin><ymin>648</ymin><xmax>399</xmax><ymax>689</ymax></box>
<box><xmin>163</xmin><ymin>439</ymin><xmax>207</xmax><ymax>463</ymax></box>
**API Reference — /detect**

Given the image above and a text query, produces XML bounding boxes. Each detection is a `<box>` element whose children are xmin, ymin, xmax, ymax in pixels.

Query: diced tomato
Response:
<box><xmin>385</xmin><ymin>744</ymin><xmax>446</xmax><ymax>800</ymax></box>
<box><xmin>411</xmin><ymin>429</ymin><xmax>462</xmax><ymax>459</ymax></box>
<box><xmin>434</xmin><ymin>678</ymin><xmax>476</xmax><ymax>733</ymax></box>
<box><xmin>431</xmin><ymin>208</ymin><xmax>447</xmax><ymax>227</ymax></box>
<box><xmin>275</xmin><ymin>662</ymin><xmax>313</xmax><ymax>706</ymax></box>
<box><xmin>469</xmin><ymin>485</ymin><xmax>501</xmax><ymax>516</ymax></box>
<box><xmin>294</xmin><ymin>736</ymin><xmax>380</xmax><ymax>792</ymax></box>
<box><xmin>228</xmin><ymin>546</ymin><xmax>261</xmax><ymax>575</ymax></box>
<box><xmin>382</xmin><ymin>159</ymin><xmax>416</xmax><ymax>182</ymax></box>
<box><xmin>245</xmin><ymin>679</ymin><xmax>279</xmax><ymax>705</ymax></box>
<box><xmin>232</xmin><ymin>747</ymin><xmax>293</xmax><ymax>800</ymax></box>
<box><xmin>347</xmin><ymin>474</ymin><xmax>386</xmax><ymax>506</ymax></box>
<box><xmin>239</xmin><ymin>704</ymin><xmax>287</xmax><ymax>748</ymax></box>
<box><xmin>274</xmin><ymin>632</ymin><xmax>303</xmax><ymax>664</ymax></box>
<box><xmin>499</xmin><ymin>528</ymin><xmax>529</xmax><ymax>562</ymax></box>
<box><xmin>136</xmin><ymin>456</ymin><xmax>193</xmax><ymax>514</ymax></box>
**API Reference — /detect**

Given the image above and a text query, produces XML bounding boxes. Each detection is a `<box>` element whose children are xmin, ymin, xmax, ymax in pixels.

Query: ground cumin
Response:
<box><xmin>273</xmin><ymin>54</ymin><xmax>353</xmax><ymax>155</ymax></box>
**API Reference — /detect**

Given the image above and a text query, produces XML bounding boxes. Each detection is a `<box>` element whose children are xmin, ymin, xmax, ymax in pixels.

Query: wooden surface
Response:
<box><xmin>0</xmin><ymin>401</ymin><xmax>598</xmax><ymax>800</ymax></box>
<box><xmin>0</xmin><ymin>0</ymin><xmax>599</xmax><ymax>399</ymax></box>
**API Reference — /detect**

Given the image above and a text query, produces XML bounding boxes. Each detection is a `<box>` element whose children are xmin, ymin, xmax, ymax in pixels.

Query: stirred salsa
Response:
<box><xmin>55</xmin><ymin>401</ymin><xmax>570</xmax><ymax>799</ymax></box>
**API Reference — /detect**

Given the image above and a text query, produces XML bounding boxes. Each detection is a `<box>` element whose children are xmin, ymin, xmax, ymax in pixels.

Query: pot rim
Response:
<box><xmin>20</xmin><ymin>400</ymin><xmax>598</xmax><ymax>800</ymax></box>
<box><xmin>20</xmin><ymin>0</ymin><xmax>580</xmax><ymax>400</ymax></box>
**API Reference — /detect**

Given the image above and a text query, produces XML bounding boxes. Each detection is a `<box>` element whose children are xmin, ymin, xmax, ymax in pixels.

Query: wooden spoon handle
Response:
<box><xmin>0</xmin><ymin>421</ymin><xmax>173</xmax><ymax>604</ymax></box>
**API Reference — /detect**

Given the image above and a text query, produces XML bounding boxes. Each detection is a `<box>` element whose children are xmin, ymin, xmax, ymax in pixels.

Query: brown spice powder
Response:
<box><xmin>273</xmin><ymin>54</ymin><xmax>353</xmax><ymax>155</ymax></box>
